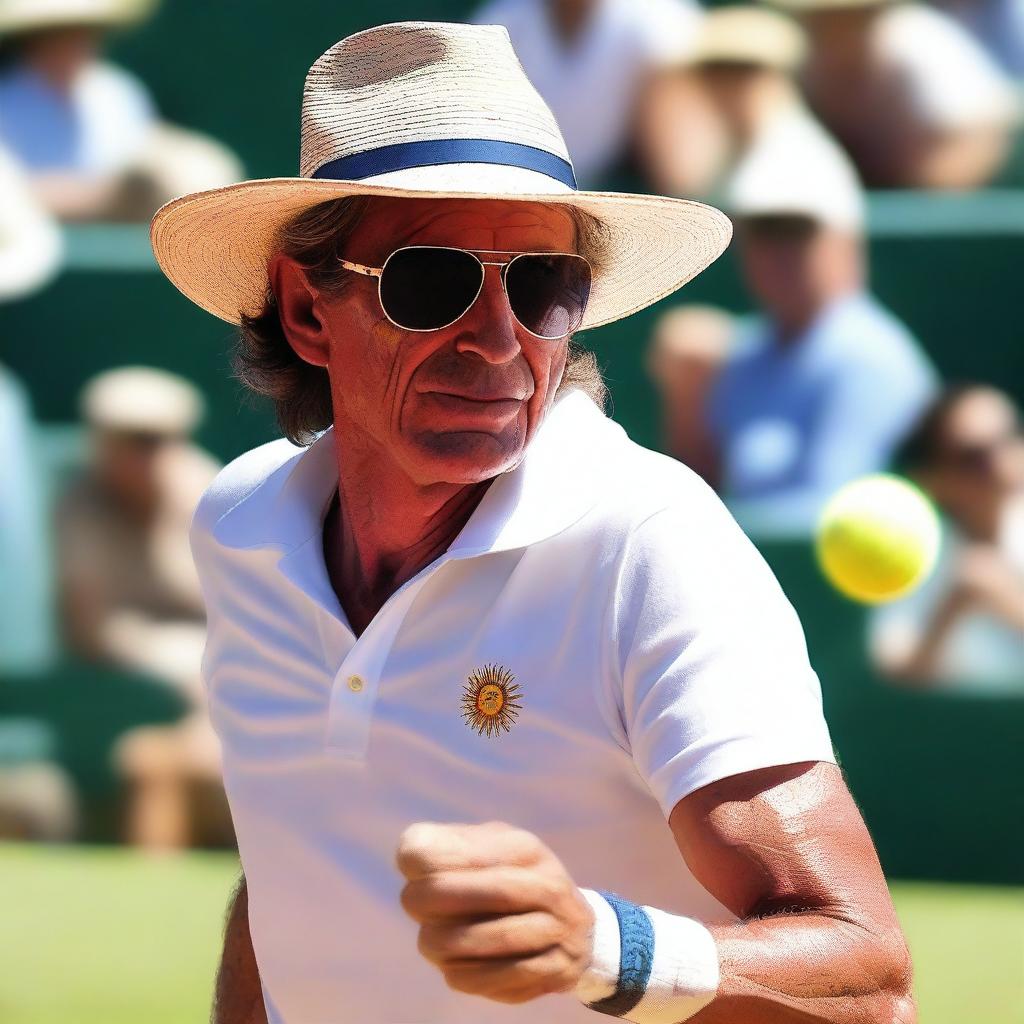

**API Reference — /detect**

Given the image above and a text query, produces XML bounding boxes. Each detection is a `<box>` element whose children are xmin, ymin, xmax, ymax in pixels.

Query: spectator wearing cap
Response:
<box><xmin>0</xmin><ymin>0</ymin><xmax>242</xmax><ymax>221</ymax></box>
<box><xmin>769</xmin><ymin>0</ymin><xmax>1021</xmax><ymax>188</ymax></box>
<box><xmin>639</xmin><ymin>6</ymin><xmax>840</xmax><ymax>200</ymax></box>
<box><xmin>871</xmin><ymin>385</ymin><xmax>1024</xmax><ymax>691</ymax></box>
<box><xmin>470</xmin><ymin>0</ymin><xmax>703</xmax><ymax>187</ymax></box>
<box><xmin>703</xmin><ymin>130</ymin><xmax>938</xmax><ymax>532</ymax></box>
<box><xmin>55</xmin><ymin>367</ymin><xmax>228</xmax><ymax>850</ymax></box>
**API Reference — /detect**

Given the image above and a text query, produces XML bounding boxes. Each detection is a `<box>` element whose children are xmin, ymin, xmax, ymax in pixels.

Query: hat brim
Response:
<box><xmin>150</xmin><ymin>176</ymin><xmax>732</xmax><ymax>333</ymax></box>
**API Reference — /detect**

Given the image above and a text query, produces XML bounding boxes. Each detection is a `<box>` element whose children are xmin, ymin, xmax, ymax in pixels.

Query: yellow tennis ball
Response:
<box><xmin>815</xmin><ymin>474</ymin><xmax>941</xmax><ymax>604</ymax></box>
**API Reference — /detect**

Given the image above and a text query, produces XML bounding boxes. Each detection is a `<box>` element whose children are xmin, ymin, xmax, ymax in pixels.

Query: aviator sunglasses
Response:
<box><xmin>338</xmin><ymin>245</ymin><xmax>593</xmax><ymax>340</ymax></box>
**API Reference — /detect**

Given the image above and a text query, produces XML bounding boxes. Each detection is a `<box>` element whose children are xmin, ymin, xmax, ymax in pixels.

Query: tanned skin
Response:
<box><xmin>211</xmin><ymin>198</ymin><xmax>914</xmax><ymax>1022</ymax></box>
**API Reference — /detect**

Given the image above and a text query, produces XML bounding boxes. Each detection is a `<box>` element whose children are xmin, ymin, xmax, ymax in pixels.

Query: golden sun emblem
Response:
<box><xmin>461</xmin><ymin>664</ymin><xmax>523</xmax><ymax>738</ymax></box>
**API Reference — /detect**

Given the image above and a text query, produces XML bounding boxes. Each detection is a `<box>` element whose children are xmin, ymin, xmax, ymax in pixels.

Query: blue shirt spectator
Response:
<box><xmin>709</xmin><ymin>293</ymin><xmax>938</xmax><ymax>533</ymax></box>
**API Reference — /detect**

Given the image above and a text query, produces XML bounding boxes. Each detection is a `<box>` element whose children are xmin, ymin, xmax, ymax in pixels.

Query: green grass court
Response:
<box><xmin>1</xmin><ymin>842</ymin><xmax>1020</xmax><ymax>1023</ymax></box>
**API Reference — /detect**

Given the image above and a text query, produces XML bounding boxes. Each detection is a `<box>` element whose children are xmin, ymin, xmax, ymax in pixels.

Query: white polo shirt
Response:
<box><xmin>192</xmin><ymin>389</ymin><xmax>836</xmax><ymax>1024</ymax></box>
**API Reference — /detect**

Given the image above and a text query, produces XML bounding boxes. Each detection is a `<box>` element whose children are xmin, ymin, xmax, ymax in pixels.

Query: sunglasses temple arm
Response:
<box><xmin>338</xmin><ymin>258</ymin><xmax>382</xmax><ymax>278</ymax></box>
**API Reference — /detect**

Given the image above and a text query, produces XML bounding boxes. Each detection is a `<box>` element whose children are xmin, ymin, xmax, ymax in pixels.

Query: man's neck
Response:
<box><xmin>323</xmin><ymin>439</ymin><xmax>490</xmax><ymax>637</ymax></box>
<box><xmin>772</xmin><ymin>286</ymin><xmax>860</xmax><ymax>345</ymax></box>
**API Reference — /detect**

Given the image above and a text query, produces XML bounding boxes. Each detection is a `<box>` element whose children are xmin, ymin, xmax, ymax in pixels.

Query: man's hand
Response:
<box><xmin>396</xmin><ymin>821</ymin><xmax>595</xmax><ymax>1005</ymax></box>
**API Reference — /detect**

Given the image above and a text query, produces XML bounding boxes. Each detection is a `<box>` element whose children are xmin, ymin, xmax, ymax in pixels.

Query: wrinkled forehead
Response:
<box><xmin>348</xmin><ymin>196</ymin><xmax>578</xmax><ymax>262</ymax></box>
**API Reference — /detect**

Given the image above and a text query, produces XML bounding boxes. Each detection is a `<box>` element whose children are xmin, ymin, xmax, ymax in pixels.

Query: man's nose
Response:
<box><xmin>454</xmin><ymin>265</ymin><xmax>522</xmax><ymax>364</ymax></box>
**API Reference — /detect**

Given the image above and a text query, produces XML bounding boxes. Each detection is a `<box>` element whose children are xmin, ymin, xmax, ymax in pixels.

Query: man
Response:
<box><xmin>55</xmin><ymin>366</ymin><xmax>226</xmax><ymax>849</ymax></box>
<box><xmin>470</xmin><ymin>0</ymin><xmax>702</xmax><ymax>186</ymax></box>
<box><xmin>703</xmin><ymin>127</ymin><xmax>938</xmax><ymax>533</ymax></box>
<box><xmin>768</xmin><ymin>0</ymin><xmax>1020</xmax><ymax>189</ymax></box>
<box><xmin>871</xmin><ymin>384</ymin><xmax>1024</xmax><ymax>690</ymax></box>
<box><xmin>152</xmin><ymin>22</ymin><xmax>914</xmax><ymax>1023</ymax></box>
<box><xmin>0</xmin><ymin>0</ymin><xmax>241</xmax><ymax>220</ymax></box>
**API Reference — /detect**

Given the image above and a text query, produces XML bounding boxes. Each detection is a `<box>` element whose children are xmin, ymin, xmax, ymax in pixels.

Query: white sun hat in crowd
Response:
<box><xmin>150</xmin><ymin>21</ymin><xmax>732</xmax><ymax>332</ymax></box>
<box><xmin>0</xmin><ymin>0</ymin><xmax>156</xmax><ymax>35</ymax></box>
<box><xmin>726</xmin><ymin>111</ymin><xmax>866</xmax><ymax>232</ymax></box>
<box><xmin>691</xmin><ymin>7</ymin><xmax>807</xmax><ymax>72</ymax></box>
<box><xmin>81</xmin><ymin>366</ymin><xmax>204</xmax><ymax>437</ymax></box>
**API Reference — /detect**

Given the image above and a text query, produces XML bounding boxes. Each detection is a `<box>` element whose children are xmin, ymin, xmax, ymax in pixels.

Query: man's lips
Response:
<box><xmin>417</xmin><ymin>391</ymin><xmax>527</xmax><ymax>419</ymax></box>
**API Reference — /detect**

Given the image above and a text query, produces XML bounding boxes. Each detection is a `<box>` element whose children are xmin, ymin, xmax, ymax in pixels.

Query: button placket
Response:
<box><xmin>324</xmin><ymin>564</ymin><xmax>446</xmax><ymax>759</ymax></box>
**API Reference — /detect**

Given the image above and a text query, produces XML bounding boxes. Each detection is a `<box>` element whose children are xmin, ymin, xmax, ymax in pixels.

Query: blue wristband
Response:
<box><xmin>585</xmin><ymin>891</ymin><xmax>655</xmax><ymax>1017</ymax></box>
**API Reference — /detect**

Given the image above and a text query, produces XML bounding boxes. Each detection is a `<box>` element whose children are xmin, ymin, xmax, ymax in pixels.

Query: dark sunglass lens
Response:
<box><xmin>505</xmin><ymin>254</ymin><xmax>592</xmax><ymax>339</ymax></box>
<box><xmin>379</xmin><ymin>247</ymin><xmax>483</xmax><ymax>331</ymax></box>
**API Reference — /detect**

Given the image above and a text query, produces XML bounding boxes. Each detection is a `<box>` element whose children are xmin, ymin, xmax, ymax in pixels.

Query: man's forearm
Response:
<box><xmin>693</xmin><ymin>910</ymin><xmax>915</xmax><ymax>1023</ymax></box>
<box><xmin>213</xmin><ymin>874</ymin><xmax>268</xmax><ymax>1024</ymax></box>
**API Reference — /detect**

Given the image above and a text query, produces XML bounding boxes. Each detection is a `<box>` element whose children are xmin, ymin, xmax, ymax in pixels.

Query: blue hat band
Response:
<box><xmin>310</xmin><ymin>138</ymin><xmax>578</xmax><ymax>191</ymax></box>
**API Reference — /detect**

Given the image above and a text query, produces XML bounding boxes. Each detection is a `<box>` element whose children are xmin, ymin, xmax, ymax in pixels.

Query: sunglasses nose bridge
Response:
<box><xmin>475</xmin><ymin>260</ymin><xmax>516</xmax><ymax>320</ymax></box>
<box><xmin>454</xmin><ymin>261</ymin><xmax>523</xmax><ymax>363</ymax></box>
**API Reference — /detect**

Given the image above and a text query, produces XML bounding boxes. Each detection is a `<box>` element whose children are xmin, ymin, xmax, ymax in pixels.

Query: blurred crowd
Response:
<box><xmin>0</xmin><ymin>0</ymin><xmax>1021</xmax><ymax>847</ymax></box>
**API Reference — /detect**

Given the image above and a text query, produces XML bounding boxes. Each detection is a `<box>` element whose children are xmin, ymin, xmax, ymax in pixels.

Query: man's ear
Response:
<box><xmin>268</xmin><ymin>253</ymin><xmax>329</xmax><ymax>368</ymax></box>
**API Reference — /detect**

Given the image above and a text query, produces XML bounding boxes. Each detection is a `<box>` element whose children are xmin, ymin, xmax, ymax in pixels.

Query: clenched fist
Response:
<box><xmin>396</xmin><ymin>821</ymin><xmax>596</xmax><ymax>1005</ymax></box>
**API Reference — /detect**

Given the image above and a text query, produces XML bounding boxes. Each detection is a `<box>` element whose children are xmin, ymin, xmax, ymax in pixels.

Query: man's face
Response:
<box><xmin>314</xmin><ymin>198</ymin><xmax>577</xmax><ymax>486</ymax></box>
<box><xmin>93</xmin><ymin>429</ymin><xmax>170</xmax><ymax>510</ymax></box>
<box><xmin>923</xmin><ymin>390</ymin><xmax>1024</xmax><ymax>518</ymax></box>
<box><xmin>738</xmin><ymin>215</ymin><xmax>859</xmax><ymax>329</ymax></box>
<box><xmin>22</xmin><ymin>27</ymin><xmax>102</xmax><ymax>88</ymax></box>
<box><xmin>698</xmin><ymin>64</ymin><xmax>773</xmax><ymax>129</ymax></box>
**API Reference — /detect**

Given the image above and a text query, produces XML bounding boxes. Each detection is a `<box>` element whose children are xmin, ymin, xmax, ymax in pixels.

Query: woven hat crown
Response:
<box><xmin>299</xmin><ymin>21</ymin><xmax>572</xmax><ymax>180</ymax></box>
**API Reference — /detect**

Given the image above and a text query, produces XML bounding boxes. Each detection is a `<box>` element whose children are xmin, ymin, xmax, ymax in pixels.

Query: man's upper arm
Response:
<box><xmin>668</xmin><ymin>761</ymin><xmax>894</xmax><ymax>927</ymax></box>
<box><xmin>613</xmin><ymin>486</ymin><xmax>836</xmax><ymax>819</ymax></box>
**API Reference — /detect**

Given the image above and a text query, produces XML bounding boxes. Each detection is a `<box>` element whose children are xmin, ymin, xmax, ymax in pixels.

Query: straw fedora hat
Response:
<box><xmin>150</xmin><ymin>21</ymin><xmax>732</xmax><ymax>332</ymax></box>
<box><xmin>0</xmin><ymin>0</ymin><xmax>156</xmax><ymax>35</ymax></box>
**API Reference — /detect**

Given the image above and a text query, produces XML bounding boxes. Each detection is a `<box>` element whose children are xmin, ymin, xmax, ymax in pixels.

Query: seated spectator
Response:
<box><xmin>471</xmin><ymin>0</ymin><xmax>703</xmax><ymax>187</ymax></box>
<box><xmin>703</xmin><ymin>130</ymin><xmax>938</xmax><ymax>533</ymax></box>
<box><xmin>0</xmin><ymin>0</ymin><xmax>242</xmax><ymax>221</ymax></box>
<box><xmin>772</xmin><ymin>0</ymin><xmax>1021</xmax><ymax>188</ymax></box>
<box><xmin>55</xmin><ymin>367</ymin><xmax>229</xmax><ymax>850</ymax></box>
<box><xmin>871</xmin><ymin>385</ymin><xmax>1024</xmax><ymax>691</ymax></box>
<box><xmin>639</xmin><ymin>6</ymin><xmax>836</xmax><ymax>200</ymax></box>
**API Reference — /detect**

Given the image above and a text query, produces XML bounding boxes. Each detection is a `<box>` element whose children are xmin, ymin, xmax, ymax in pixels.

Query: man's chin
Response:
<box><xmin>406</xmin><ymin>428</ymin><xmax>526</xmax><ymax>485</ymax></box>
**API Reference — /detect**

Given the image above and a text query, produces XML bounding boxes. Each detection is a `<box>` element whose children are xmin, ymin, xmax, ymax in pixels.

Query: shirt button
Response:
<box><xmin>347</xmin><ymin>675</ymin><xmax>365</xmax><ymax>693</ymax></box>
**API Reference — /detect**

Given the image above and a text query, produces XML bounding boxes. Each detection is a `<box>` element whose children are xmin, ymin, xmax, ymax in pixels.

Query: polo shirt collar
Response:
<box><xmin>212</xmin><ymin>388</ymin><xmax>620</xmax><ymax>560</ymax></box>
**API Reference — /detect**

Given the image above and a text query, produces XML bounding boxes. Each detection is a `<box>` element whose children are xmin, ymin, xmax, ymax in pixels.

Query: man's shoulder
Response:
<box><xmin>191</xmin><ymin>435</ymin><xmax>307</xmax><ymax>543</ymax></box>
<box><xmin>592</xmin><ymin>426</ymin><xmax>730</xmax><ymax>534</ymax></box>
<box><xmin>825</xmin><ymin>295</ymin><xmax>934</xmax><ymax>375</ymax></box>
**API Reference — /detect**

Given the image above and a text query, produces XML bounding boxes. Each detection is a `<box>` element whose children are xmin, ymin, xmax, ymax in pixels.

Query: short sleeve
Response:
<box><xmin>612</xmin><ymin>492</ymin><xmax>836</xmax><ymax>818</ymax></box>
